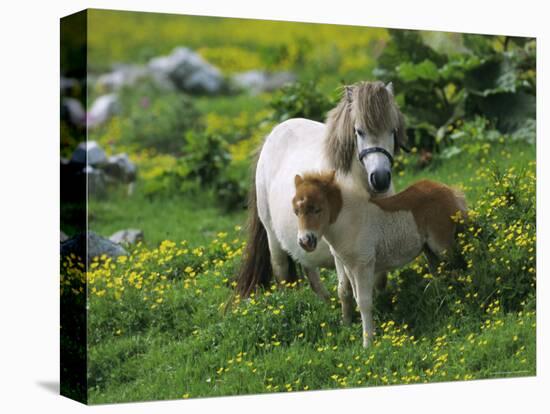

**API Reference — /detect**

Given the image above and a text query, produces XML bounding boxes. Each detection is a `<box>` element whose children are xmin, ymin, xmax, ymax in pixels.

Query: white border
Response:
<box><xmin>0</xmin><ymin>1</ymin><xmax>546</xmax><ymax>413</ymax></box>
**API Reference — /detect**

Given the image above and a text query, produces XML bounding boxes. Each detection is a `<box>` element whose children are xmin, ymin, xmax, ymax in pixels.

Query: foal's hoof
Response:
<box><xmin>375</xmin><ymin>273</ymin><xmax>388</xmax><ymax>291</ymax></box>
<box><xmin>362</xmin><ymin>332</ymin><xmax>374</xmax><ymax>348</ymax></box>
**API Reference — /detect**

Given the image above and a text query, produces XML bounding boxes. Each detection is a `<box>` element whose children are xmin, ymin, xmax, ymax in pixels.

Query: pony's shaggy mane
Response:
<box><xmin>324</xmin><ymin>81</ymin><xmax>407</xmax><ymax>173</ymax></box>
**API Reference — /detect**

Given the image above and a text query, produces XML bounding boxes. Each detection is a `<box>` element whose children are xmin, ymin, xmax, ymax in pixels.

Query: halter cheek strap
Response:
<box><xmin>358</xmin><ymin>147</ymin><xmax>394</xmax><ymax>167</ymax></box>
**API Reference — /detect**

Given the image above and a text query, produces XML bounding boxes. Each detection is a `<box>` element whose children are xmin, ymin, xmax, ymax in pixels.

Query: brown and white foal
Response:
<box><xmin>292</xmin><ymin>171</ymin><xmax>467</xmax><ymax>347</ymax></box>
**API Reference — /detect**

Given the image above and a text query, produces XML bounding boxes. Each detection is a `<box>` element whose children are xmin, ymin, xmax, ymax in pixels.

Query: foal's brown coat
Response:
<box><xmin>294</xmin><ymin>174</ymin><xmax>467</xmax><ymax>265</ymax></box>
<box><xmin>370</xmin><ymin>179</ymin><xmax>467</xmax><ymax>252</ymax></box>
<box><xmin>293</xmin><ymin>171</ymin><xmax>343</xmax><ymax>229</ymax></box>
<box><xmin>293</xmin><ymin>173</ymin><xmax>467</xmax><ymax>347</ymax></box>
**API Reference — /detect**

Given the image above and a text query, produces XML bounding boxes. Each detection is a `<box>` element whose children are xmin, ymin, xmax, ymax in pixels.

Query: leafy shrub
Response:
<box><xmin>139</xmin><ymin>131</ymin><xmax>231</xmax><ymax>197</ymax></box>
<box><xmin>439</xmin><ymin>116</ymin><xmax>535</xmax><ymax>161</ymax></box>
<box><xmin>93</xmin><ymin>81</ymin><xmax>202</xmax><ymax>155</ymax></box>
<box><xmin>182</xmin><ymin>131</ymin><xmax>232</xmax><ymax>186</ymax></box>
<box><xmin>270</xmin><ymin>80</ymin><xmax>334</xmax><ymax>122</ymax></box>
<box><xmin>60</xmin><ymin>121</ymin><xmax>82</xmax><ymax>159</ymax></box>
<box><xmin>215</xmin><ymin>159</ymin><xmax>250</xmax><ymax>211</ymax></box>
<box><xmin>377</xmin><ymin>163</ymin><xmax>536</xmax><ymax>335</ymax></box>
<box><xmin>374</xmin><ymin>30</ymin><xmax>536</xmax><ymax>153</ymax></box>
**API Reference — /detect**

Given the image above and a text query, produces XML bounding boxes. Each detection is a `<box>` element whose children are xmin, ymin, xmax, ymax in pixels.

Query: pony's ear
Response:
<box><xmin>395</xmin><ymin>111</ymin><xmax>410</xmax><ymax>154</ymax></box>
<box><xmin>294</xmin><ymin>174</ymin><xmax>303</xmax><ymax>188</ymax></box>
<box><xmin>328</xmin><ymin>170</ymin><xmax>336</xmax><ymax>182</ymax></box>
<box><xmin>385</xmin><ymin>82</ymin><xmax>394</xmax><ymax>96</ymax></box>
<box><xmin>344</xmin><ymin>85</ymin><xmax>354</xmax><ymax>103</ymax></box>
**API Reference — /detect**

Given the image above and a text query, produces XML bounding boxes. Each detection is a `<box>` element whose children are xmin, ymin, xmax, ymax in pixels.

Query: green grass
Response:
<box><xmin>195</xmin><ymin>94</ymin><xmax>271</xmax><ymax>118</ymax></box>
<box><xmin>80</xmin><ymin>141</ymin><xmax>536</xmax><ymax>404</ymax></box>
<box><xmin>89</xmin><ymin>191</ymin><xmax>245</xmax><ymax>247</ymax></box>
<box><xmin>393</xmin><ymin>144</ymin><xmax>535</xmax><ymax>201</ymax></box>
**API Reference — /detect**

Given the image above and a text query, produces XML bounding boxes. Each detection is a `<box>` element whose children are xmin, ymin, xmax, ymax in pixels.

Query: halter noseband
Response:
<box><xmin>358</xmin><ymin>147</ymin><xmax>394</xmax><ymax>167</ymax></box>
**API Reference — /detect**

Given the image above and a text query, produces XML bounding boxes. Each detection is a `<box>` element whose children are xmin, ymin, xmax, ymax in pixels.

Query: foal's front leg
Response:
<box><xmin>352</xmin><ymin>261</ymin><xmax>376</xmax><ymax>347</ymax></box>
<box><xmin>334</xmin><ymin>256</ymin><xmax>354</xmax><ymax>325</ymax></box>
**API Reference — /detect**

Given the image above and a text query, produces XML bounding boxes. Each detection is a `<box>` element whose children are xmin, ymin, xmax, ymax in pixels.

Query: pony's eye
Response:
<box><xmin>355</xmin><ymin>128</ymin><xmax>365</xmax><ymax>137</ymax></box>
<box><xmin>314</xmin><ymin>208</ymin><xmax>322</xmax><ymax>214</ymax></box>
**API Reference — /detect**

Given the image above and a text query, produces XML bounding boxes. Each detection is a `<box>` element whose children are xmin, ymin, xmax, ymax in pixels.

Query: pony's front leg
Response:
<box><xmin>353</xmin><ymin>262</ymin><xmax>376</xmax><ymax>347</ymax></box>
<box><xmin>335</xmin><ymin>257</ymin><xmax>354</xmax><ymax>325</ymax></box>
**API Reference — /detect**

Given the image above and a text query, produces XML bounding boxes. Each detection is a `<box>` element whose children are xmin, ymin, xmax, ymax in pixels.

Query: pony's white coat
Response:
<box><xmin>249</xmin><ymin>81</ymin><xmax>403</xmax><ymax>300</ymax></box>
<box><xmin>256</xmin><ymin>119</ymin><xmax>335</xmax><ymax>270</ymax></box>
<box><xmin>256</xmin><ymin>117</ymin><xmax>397</xmax><ymax>299</ymax></box>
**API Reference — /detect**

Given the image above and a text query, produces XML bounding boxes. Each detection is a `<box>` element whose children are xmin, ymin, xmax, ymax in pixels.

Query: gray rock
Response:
<box><xmin>95</xmin><ymin>65</ymin><xmax>148</xmax><ymax>92</ymax></box>
<box><xmin>61</xmin><ymin>230</ymin><xmax>69</xmax><ymax>243</ymax></box>
<box><xmin>61</xmin><ymin>231</ymin><xmax>127</xmax><ymax>264</ymax></box>
<box><xmin>103</xmin><ymin>153</ymin><xmax>137</xmax><ymax>183</ymax></box>
<box><xmin>85</xmin><ymin>165</ymin><xmax>107</xmax><ymax>198</ymax></box>
<box><xmin>109</xmin><ymin>229</ymin><xmax>144</xmax><ymax>245</ymax></box>
<box><xmin>60</xmin><ymin>76</ymin><xmax>79</xmax><ymax>96</ymax></box>
<box><xmin>149</xmin><ymin>47</ymin><xmax>224</xmax><ymax>94</ymax></box>
<box><xmin>70</xmin><ymin>141</ymin><xmax>107</xmax><ymax>166</ymax></box>
<box><xmin>87</xmin><ymin>94</ymin><xmax>119</xmax><ymax>128</ymax></box>
<box><xmin>61</xmin><ymin>97</ymin><xmax>86</xmax><ymax>127</ymax></box>
<box><xmin>232</xmin><ymin>70</ymin><xmax>295</xmax><ymax>94</ymax></box>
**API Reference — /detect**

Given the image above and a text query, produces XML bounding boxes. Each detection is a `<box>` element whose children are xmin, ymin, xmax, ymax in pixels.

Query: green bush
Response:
<box><xmin>374</xmin><ymin>30</ymin><xmax>536</xmax><ymax>153</ymax></box>
<box><xmin>110</xmin><ymin>81</ymin><xmax>202</xmax><ymax>154</ymax></box>
<box><xmin>270</xmin><ymin>80</ymin><xmax>334</xmax><ymax>122</ymax></box>
<box><xmin>377</xmin><ymin>163</ymin><xmax>536</xmax><ymax>335</ymax></box>
<box><xmin>438</xmin><ymin>116</ymin><xmax>535</xmax><ymax>162</ymax></box>
<box><xmin>140</xmin><ymin>131</ymin><xmax>231</xmax><ymax>197</ymax></box>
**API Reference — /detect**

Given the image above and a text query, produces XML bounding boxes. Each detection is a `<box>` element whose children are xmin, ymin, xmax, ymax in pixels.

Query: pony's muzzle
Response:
<box><xmin>369</xmin><ymin>169</ymin><xmax>391</xmax><ymax>193</ymax></box>
<box><xmin>298</xmin><ymin>233</ymin><xmax>317</xmax><ymax>252</ymax></box>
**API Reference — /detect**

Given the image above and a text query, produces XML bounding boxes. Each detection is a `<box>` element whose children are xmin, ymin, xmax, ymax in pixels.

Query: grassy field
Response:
<box><xmin>82</xmin><ymin>141</ymin><xmax>536</xmax><ymax>404</ymax></box>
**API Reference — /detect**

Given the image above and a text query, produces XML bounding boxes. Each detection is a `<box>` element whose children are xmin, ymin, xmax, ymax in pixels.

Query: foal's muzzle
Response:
<box><xmin>298</xmin><ymin>233</ymin><xmax>317</xmax><ymax>252</ymax></box>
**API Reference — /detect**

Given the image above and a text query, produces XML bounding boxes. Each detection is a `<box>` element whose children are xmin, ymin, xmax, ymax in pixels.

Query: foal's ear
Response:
<box><xmin>294</xmin><ymin>174</ymin><xmax>303</xmax><ymax>188</ymax></box>
<box><xmin>328</xmin><ymin>170</ymin><xmax>336</xmax><ymax>182</ymax></box>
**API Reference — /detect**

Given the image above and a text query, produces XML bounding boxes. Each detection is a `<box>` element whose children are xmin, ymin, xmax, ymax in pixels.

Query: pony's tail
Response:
<box><xmin>235</xmin><ymin>172</ymin><xmax>273</xmax><ymax>298</ymax></box>
<box><xmin>235</xmin><ymin>166</ymin><xmax>300</xmax><ymax>299</ymax></box>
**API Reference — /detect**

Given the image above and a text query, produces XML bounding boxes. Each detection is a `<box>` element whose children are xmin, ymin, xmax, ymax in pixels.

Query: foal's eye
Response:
<box><xmin>355</xmin><ymin>128</ymin><xmax>365</xmax><ymax>137</ymax></box>
<box><xmin>314</xmin><ymin>208</ymin><xmax>322</xmax><ymax>214</ymax></box>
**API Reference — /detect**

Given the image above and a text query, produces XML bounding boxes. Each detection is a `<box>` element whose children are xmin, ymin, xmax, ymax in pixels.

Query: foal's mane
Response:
<box><xmin>297</xmin><ymin>171</ymin><xmax>343</xmax><ymax>224</ymax></box>
<box><xmin>324</xmin><ymin>81</ymin><xmax>407</xmax><ymax>173</ymax></box>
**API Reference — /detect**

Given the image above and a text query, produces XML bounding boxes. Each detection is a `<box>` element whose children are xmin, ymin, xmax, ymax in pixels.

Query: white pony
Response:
<box><xmin>236</xmin><ymin>81</ymin><xmax>408</xmax><ymax>299</ymax></box>
<box><xmin>292</xmin><ymin>171</ymin><xmax>467</xmax><ymax>346</ymax></box>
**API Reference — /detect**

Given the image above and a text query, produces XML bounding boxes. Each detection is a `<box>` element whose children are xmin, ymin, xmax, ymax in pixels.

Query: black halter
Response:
<box><xmin>358</xmin><ymin>147</ymin><xmax>394</xmax><ymax>167</ymax></box>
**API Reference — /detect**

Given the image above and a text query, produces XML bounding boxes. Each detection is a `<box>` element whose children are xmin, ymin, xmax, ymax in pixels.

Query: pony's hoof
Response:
<box><xmin>317</xmin><ymin>289</ymin><xmax>331</xmax><ymax>303</ymax></box>
<box><xmin>342</xmin><ymin>315</ymin><xmax>353</xmax><ymax>326</ymax></box>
